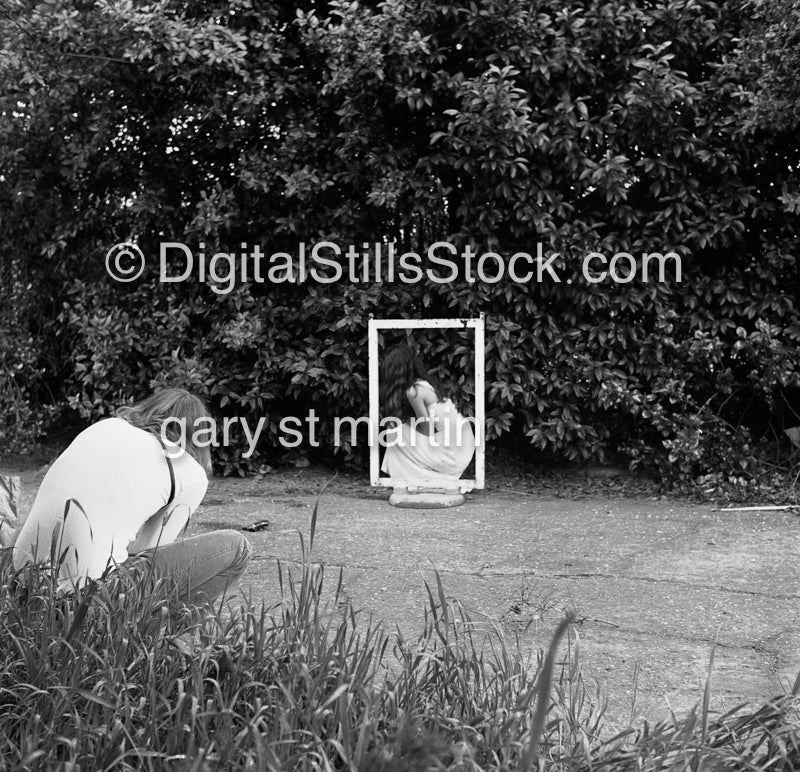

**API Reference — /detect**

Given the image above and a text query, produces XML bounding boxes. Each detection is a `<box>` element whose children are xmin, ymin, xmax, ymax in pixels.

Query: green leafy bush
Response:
<box><xmin>1</xmin><ymin>0</ymin><xmax>798</xmax><ymax>490</ymax></box>
<box><xmin>0</xmin><ymin>262</ymin><xmax>53</xmax><ymax>452</ymax></box>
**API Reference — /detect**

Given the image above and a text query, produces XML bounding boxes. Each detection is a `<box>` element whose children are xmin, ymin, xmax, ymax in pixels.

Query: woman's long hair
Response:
<box><xmin>116</xmin><ymin>388</ymin><xmax>213</xmax><ymax>475</ymax></box>
<box><xmin>379</xmin><ymin>344</ymin><xmax>443</xmax><ymax>421</ymax></box>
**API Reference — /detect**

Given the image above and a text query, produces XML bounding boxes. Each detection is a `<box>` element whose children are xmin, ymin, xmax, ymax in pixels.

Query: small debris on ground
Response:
<box><xmin>242</xmin><ymin>519</ymin><xmax>271</xmax><ymax>532</ymax></box>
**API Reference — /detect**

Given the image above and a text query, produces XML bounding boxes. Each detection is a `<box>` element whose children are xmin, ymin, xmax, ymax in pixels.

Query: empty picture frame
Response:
<box><xmin>368</xmin><ymin>315</ymin><xmax>485</xmax><ymax>493</ymax></box>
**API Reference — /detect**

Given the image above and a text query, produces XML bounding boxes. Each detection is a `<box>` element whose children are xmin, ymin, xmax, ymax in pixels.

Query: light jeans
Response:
<box><xmin>129</xmin><ymin>529</ymin><xmax>252</xmax><ymax>605</ymax></box>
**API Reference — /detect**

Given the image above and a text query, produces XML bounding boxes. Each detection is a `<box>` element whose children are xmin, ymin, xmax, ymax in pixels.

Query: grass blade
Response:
<box><xmin>309</xmin><ymin>471</ymin><xmax>337</xmax><ymax>552</ymax></box>
<box><xmin>520</xmin><ymin>611</ymin><xmax>576</xmax><ymax>771</ymax></box>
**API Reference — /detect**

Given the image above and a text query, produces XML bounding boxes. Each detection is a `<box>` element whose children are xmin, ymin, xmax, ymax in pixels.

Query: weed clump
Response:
<box><xmin>1</xmin><ymin>544</ymin><xmax>799</xmax><ymax>771</ymax></box>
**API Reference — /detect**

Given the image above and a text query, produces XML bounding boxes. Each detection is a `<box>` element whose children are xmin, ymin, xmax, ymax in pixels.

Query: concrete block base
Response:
<box><xmin>388</xmin><ymin>487</ymin><xmax>465</xmax><ymax>508</ymax></box>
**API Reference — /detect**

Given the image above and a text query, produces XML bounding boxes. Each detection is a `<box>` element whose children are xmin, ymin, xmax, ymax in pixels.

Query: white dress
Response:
<box><xmin>381</xmin><ymin>389</ymin><xmax>475</xmax><ymax>481</ymax></box>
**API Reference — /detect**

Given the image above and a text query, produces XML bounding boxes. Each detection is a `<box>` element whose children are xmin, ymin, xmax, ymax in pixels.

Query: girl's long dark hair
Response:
<box><xmin>379</xmin><ymin>344</ymin><xmax>443</xmax><ymax>420</ymax></box>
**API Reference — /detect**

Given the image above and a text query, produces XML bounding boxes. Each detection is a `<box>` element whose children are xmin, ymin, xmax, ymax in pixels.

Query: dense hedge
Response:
<box><xmin>1</xmin><ymin>0</ymin><xmax>799</xmax><ymax>489</ymax></box>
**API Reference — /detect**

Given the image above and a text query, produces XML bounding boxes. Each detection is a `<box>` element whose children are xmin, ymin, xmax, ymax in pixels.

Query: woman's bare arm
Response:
<box><xmin>126</xmin><ymin>504</ymin><xmax>188</xmax><ymax>554</ymax></box>
<box><xmin>406</xmin><ymin>382</ymin><xmax>439</xmax><ymax>435</ymax></box>
<box><xmin>127</xmin><ymin>504</ymin><xmax>193</xmax><ymax>553</ymax></box>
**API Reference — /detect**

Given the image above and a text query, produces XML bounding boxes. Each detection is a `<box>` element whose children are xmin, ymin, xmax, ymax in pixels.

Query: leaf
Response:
<box><xmin>785</xmin><ymin>427</ymin><xmax>800</xmax><ymax>448</ymax></box>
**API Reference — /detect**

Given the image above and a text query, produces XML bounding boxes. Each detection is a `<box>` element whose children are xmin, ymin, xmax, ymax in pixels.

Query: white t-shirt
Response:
<box><xmin>12</xmin><ymin>417</ymin><xmax>208</xmax><ymax>591</ymax></box>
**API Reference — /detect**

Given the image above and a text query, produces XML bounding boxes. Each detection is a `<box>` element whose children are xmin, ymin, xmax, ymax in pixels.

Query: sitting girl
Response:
<box><xmin>379</xmin><ymin>344</ymin><xmax>475</xmax><ymax>482</ymax></box>
<box><xmin>12</xmin><ymin>388</ymin><xmax>251</xmax><ymax>604</ymax></box>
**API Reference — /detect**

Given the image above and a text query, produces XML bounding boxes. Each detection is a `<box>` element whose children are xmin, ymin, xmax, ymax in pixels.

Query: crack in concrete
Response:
<box><xmin>248</xmin><ymin>554</ymin><xmax>800</xmax><ymax>602</ymax></box>
<box><xmin>530</xmin><ymin>570</ymin><xmax>800</xmax><ymax>601</ymax></box>
<box><xmin>751</xmin><ymin>627</ymin><xmax>798</xmax><ymax>675</ymax></box>
<box><xmin>582</xmin><ymin>623</ymin><xmax>783</xmax><ymax>658</ymax></box>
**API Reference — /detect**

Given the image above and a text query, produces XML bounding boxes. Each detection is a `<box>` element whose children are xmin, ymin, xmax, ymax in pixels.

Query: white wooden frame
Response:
<box><xmin>368</xmin><ymin>315</ymin><xmax>485</xmax><ymax>493</ymax></box>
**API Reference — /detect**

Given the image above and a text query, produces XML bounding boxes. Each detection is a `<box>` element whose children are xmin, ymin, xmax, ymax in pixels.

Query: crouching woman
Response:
<box><xmin>12</xmin><ymin>388</ymin><xmax>251</xmax><ymax>604</ymax></box>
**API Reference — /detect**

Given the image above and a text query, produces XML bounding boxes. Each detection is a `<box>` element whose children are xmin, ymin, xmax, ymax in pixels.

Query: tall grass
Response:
<box><xmin>2</xmin><ymin>539</ymin><xmax>800</xmax><ymax>770</ymax></box>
